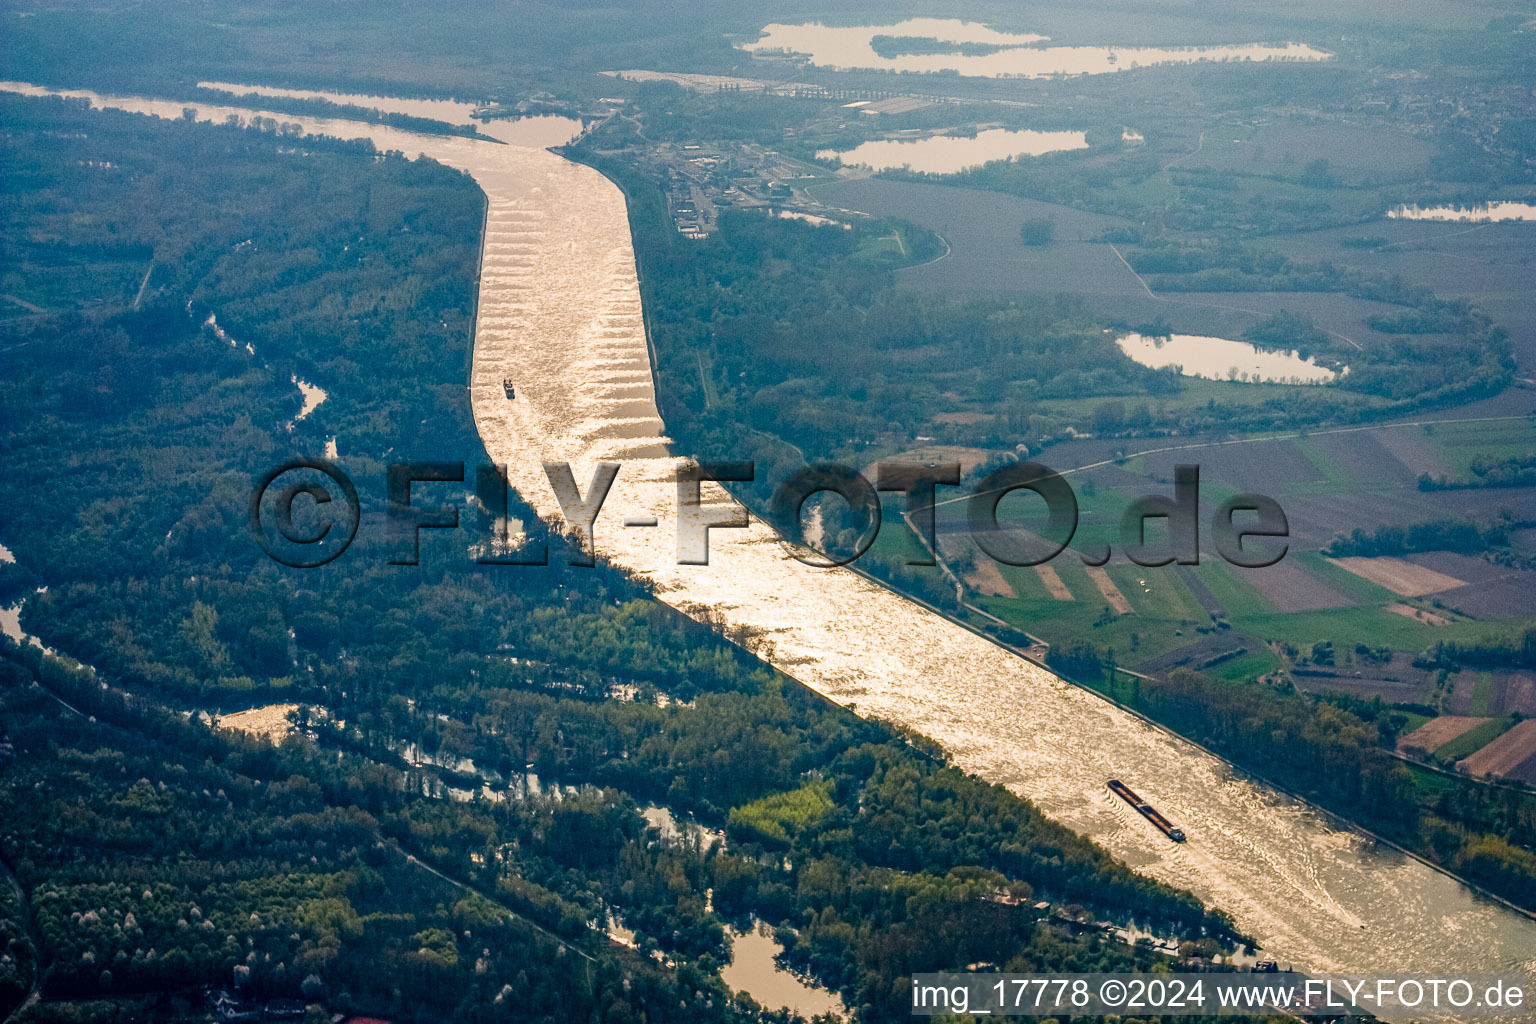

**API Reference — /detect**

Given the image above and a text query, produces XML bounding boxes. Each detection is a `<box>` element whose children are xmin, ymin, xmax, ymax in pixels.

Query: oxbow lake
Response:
<box><xmin>1116</xmin><ymin>332</ymin><xmax>1340</xmax><ymax>384</ymax></box>
<box><xmin>817</xmin><ymin>128</ymin><xmax>1088</xmax><ymax>174</ymax></box>
<box><xmin>742</xmin><ymin>18</ymin><xmax>1332</xmax><ymax>79</ymax></box>
<box><xmin>1387</xmin><ymin>201</ymin><xmax>1536</xmax><ymax>223</ymax></box>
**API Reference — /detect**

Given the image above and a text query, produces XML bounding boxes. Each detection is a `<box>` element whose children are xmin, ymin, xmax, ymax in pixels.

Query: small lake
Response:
<box><xmin>1387</xmin><ymin>201</ymin><xmax>1536</xmax><ymax>223</ymax></box>
<box><xmin>743</xmin><ymin>19</ymin><xmax>1331</xmax><ymax>79</ymax></box>
<box><xmin>1116</xmin><ymin>332</ymin><xmax>1339</xmax><ymax>384</ymax></box>
<box><xmin>818</xmin><ymin>127</ymin><xmax>1087</xmax><ymax>174</ymax></box>
<box><xmin>722</xmin><ymin>921</ymin><xmax>847</xmax><ymax>1020</ymax></box>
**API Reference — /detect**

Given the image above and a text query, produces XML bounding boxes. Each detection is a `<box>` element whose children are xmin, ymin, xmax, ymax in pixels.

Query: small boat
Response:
<box><xmin>1108</xmin><ymin>778</ymin><xmax>1186</xmax><ymax>842</ymax></box>
<box><xmin>502</xmin><ymin>379</ymin><xmax>516</xmax><ymax>399</ymax></box>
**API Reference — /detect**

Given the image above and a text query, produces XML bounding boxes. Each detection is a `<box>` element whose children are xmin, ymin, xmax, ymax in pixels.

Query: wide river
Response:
<box><xmin>6</xmin><ymin>81</ymin><xmax>1535</xmax><ymax>988</ymax></box>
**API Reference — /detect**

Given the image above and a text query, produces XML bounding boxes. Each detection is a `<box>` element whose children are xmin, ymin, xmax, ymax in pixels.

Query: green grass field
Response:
<box><xmin>976</xmin><ymin>565</ymin><xmax>1212</xmax><ymax>667</ymax></box>
<box><xmin>1033</xmin><ymin>378</ymin><xmax>1393</xmax><ymax>427</ymax></box>
<box><xmin>1432</xmin><ymin>716</ymin><xmax>1514</xmax><ymax>763</ymax></box>
<box><xmin>1469</xmin><ymin>671</ymin><xmax>1495</xmax><ymax>718</ymax></box>
<box><xmin>1107</xmin><ymin>562</ymin><xmax>1203</xmax><ymax>619</ymax></box>
<box><xmin>871</xmin><ymin>502</ymin><xmax>932</xmax><ymax>565</ymax></box>
<box><xmin>1290</xmin><ymin>434</ymin><xmax>1349</xmax><ymax>487</ymax></box>
<box><xmin>1241</xmin><ymin>605</ymin><xmax>1504</xmax><ymax>652</ymax></box>
<box><xmin>1203</xmin><ymin>647</ymin><xmax>1282</xmax><ymax>681</ymax></box>
<box><xmin>1420</xmin><ymin>418</ymin><xmax>1536</xmax><ymax>477</ymax></box>
<box><xmin>1295</xmin><ymin>551</ymin><xmax>1400</xmax><ymax>604</ymax></box>
<box><xmin>1403</xmin><ymin>761</ymin><xmax>1463</xmax><ymax>803</ymax></box>
<box><xmin>996</xmin><ymin>563</ymin><xmax>1052</xmax><ymax>601</ymax></box>
<box><xmin>1186</xmin><ymin>559</ymin><xmax>1274</xmax><ymax>617</ymax></box>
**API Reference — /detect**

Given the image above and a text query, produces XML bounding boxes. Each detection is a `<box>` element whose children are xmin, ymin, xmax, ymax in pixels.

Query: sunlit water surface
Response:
<box><xmin>196</xmin><ymin>80</ymin><xmax>478</xmax><ymax>125</ymax></box>
<box><xmin>5</xmin><ymin>81</ymin><xmax>1535</xmax><ymax>1005</ymax></box>
<box><xmin>741</xmin><ymin>19</ymin><xmax>1332</xmax><ymax>79</ymax></box>
<box><xmin>1116</xmin><ymin>332</ymin><xmax>1339</xmax><ymax>384</ymax></box>
<box><xmin>723</xmin><ymin>922</ymin><xmax>849</xmax><ymax>1020</ymax></box>
<box><xmin>817</xmin><ymin>128</ymin><xmax>1087</xmax><ymax>174</ymax></box>
<box><xmin>1387</xmin><ymin>201</ymin><xmax>1536</xmax><ymax>223</ymax></box>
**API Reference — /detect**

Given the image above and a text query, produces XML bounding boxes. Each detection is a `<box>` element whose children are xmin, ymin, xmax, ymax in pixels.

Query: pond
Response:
<box><xmin>742</xmin><ymin>18</ymin><xmax>1331</xmax><ymax>79</ymax></box>
<box><xmin>291</xmin><ymin>377</ymin><xmax>328</xmax><ymax>424</ymax></box>
<box><xmin>722</xmin><ymin>921</ymin><xmax>847</xmax><ymax>1020</ymax></box>
<box><xmin>1</xmin><ymin>597</ymin><xmax>56</xmax><ymax>657</ymax></box>
<box><xmin>1387</xmin><ymin>201</ymin><xmax>1536</xmax><ymax>223</ymax></box>
<box><xmin>641</xmin><ymin>805</ymin><xmax>725</xmax><ymax>851</ymax></box>
<box><xmin>817</xmin><ymin>127</ymin><xmax>1087</xmax><ymax>174</ymax></box>
<box><xmin>1116</xmin><ymin>332</ymin><xmax>1339</xmax><ymax>384</ymax></box>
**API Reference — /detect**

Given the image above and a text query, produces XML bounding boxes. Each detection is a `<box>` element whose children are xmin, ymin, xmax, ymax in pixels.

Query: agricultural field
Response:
<box><xmin>879</xmin><ymin>405</ymin><xmax>1534</xmax><ymax>789</ymax></box>
<box><xmin>1179</xmin><ymin>121</ymin><xmax>1435</xmax><ymax>183</ymax></box>
<box><xmin>1268</xmin><ymin>220</ymin><xmax>1536</xmax><ymax>368</ymax></box>
<box><xmin>812</xmin><ymin>177</ymin><xmax>1452</xmax><ymax>367</ymax></box>
<box><xmin>1418</xmin><ymin>417</ymin><xmax>1536</xmax><ymax>476</ymax></box>
<box><xmin>1327</xmin><ymin>556</ymin><xmax>1466</xmax><ymax>597</ymax></box>
<box><xmin>813</xmin><ymin>177</ymin><xmax>1145</xmax><ymax>297</ymax></box>
<box><xmin>1398</xmin><ymin>715</ymin><xmax>1492</xmax><ymax>757</ymax></box>
<box><xmin>1431</xmin><ymin>716</ymin><xmax>1516</xmax><ymax>764</ymax></box>
<box><xmin>1395</xmin><ymin>712</ymin><xmax>1536</xmax><ymax>786</ymax></box>
<box><xmin>0</xmin><ymin>245</ymin><xmax>153</xmax><ymax>322</ymax></box>
<box><xmin>1460</xmin><ymin>720</ymin><xmax>1536</xmax><ymax>785</ymax></box>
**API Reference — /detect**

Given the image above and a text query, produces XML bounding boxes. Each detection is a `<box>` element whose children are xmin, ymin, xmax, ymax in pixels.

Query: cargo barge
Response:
<box><xmin>1108</xmin><ymin>779</ymin><xmax>1186</xmax><ymax>842</ymax></box>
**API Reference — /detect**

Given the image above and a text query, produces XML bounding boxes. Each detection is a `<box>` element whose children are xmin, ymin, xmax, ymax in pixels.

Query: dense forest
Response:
<box><xmin>0</xmin><ymin>95</ymin><xmax>1248</xmax><ymax>1022</ymax></box>
<box><xmin>1</xmin><ymin>651</ymin><xmax>743</xmax><ymax>1024</ymax></box>
<box><xmin>1324</xmin><ymin>517</ymin><xmax>1518</xmax><ymax>559</ymax></box>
